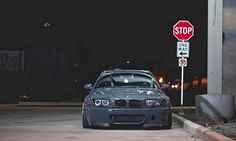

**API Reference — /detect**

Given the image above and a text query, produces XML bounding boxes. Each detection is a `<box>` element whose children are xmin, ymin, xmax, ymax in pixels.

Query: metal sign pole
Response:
<box><xmin>180</xmin><ymin>57</ymin><xmax>184</xmax><ymax>115</ymax></box>
<box><xmin>173</xmin><ymin>20</ymin><xmax>194</xmax><ymax>115</ymax></box>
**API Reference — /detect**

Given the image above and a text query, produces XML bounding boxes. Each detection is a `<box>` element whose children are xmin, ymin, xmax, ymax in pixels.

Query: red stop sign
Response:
<box><xmin>173</xmin><ymin>20</ymin><xmax>194</xmax><ymax>41</ymax></box>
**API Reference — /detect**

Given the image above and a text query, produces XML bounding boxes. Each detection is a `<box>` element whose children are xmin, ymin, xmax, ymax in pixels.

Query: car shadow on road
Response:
<box><xmin>89</xmin><ymin>125</ymin><xmax>171</xmax><ymax>130</ymax></box>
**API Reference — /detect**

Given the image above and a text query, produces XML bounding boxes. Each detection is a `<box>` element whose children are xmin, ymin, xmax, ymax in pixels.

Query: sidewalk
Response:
<box><xmin>18</xmin><ymin>102</ymin><xmax>83</xmax><ymax>106</ymax></box>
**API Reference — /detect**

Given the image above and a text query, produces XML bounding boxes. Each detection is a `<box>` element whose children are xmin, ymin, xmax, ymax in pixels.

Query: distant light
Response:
<box><xmin>126</xmin><ymin>60</ymin><xmax>130</xmax><ymax>64</ymax></box>
<box><xmin>43</xmin><ymin>22</ymin><xmax>51</xmax><ymax>28</ymax></box>
<box><xmin>74</xmin><ymin>63</ymin><xmax>78</xmax><ymax>67</ymax></box>
<box><xmin>171</xmin><ymin>84</ymin><xmax>178</xmax><ymax>89</ymax></box>
<box><xmin>158</xmin><ymin>77</ymin><xmax>163</xmax><ymax>83</ymax></box>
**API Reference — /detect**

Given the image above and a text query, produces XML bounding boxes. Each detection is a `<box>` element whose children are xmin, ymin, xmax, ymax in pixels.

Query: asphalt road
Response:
<box><xmin>0</xmin><ymin>106</ymin><xmax>202</xmax><ymax>141</ymax></box>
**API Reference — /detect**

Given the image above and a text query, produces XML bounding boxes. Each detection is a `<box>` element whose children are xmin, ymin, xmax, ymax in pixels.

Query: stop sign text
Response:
<box><xmin>174</xmin><ymin>27</ymin><xmax>192</xmax><ymax>35</ymax></box>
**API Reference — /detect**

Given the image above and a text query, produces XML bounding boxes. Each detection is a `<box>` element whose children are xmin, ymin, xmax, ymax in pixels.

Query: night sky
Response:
<box><xmin>0</xmin><ymin>0</ymin><xmax>207</xmax><ymax>80</ymax></box>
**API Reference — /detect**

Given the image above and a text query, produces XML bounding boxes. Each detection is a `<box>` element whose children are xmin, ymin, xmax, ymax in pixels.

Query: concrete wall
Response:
<box><xmin>208</xmin><ymin>0</ymin><xmax>223</xmax><ymax>95</ymax></box>
<box><xmin>195</xmin><ymin>0</ymin><xmax>236</xmax><ymax>121</ymax></box>
<box><xmin>223</xmin><ymin>0</ymin><xmax>236</xmax><ymax>110</ymax></box>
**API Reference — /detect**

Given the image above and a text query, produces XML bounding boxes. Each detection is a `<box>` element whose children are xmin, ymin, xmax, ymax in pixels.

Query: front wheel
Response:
<box><xmin>82</xmin><ymin>112</ymin><xmax>90</xmax><ymax>128</ymax></box>
<box><xmin>163</xmin><ymin>110</ymin><xmax>172</xmax><ymax>129</ymax></box>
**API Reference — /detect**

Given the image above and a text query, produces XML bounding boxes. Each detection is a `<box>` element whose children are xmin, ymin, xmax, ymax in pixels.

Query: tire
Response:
<box><xmin>82</xmin><ymin>112</ymin><xmax>90</xmax><ymax>128</ymax></box>
<box><xmin>163</xmin><ymin>110</ymin><xmax>172</xmax><ymax>129</ymax></box>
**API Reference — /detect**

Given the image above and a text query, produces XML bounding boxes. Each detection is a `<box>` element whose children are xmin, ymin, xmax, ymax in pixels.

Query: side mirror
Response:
<box><xmin>84</xmin><ymin>84</ymin><xmax>93</xmax><ymax>90</ymax></box>
<box><xmin>161</xmin><ymin>83</ymin><xmax>170</xmax><ymax>91</ymax></box>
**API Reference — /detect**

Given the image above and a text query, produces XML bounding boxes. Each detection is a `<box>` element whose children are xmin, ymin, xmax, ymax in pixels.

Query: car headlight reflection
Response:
<box><xmin>145</xmin><ymin>99</ymin><xmax>162</xmax><ymax>107</ymax></box>
<box><xmin>94</xmin><ymin>99</ymin><xmax>110</xmax><ymax>107</ymax></box>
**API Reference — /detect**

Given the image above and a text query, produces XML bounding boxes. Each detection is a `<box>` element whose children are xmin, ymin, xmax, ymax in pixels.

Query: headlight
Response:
<box><xmin>95</xmin><ymin>99</ymin><xmax>102</xmax><ymax>106</ymax></box>
<box><xmin>102</xmin><ymin>100</ymin><xmax>109</xmax><ymax>106</ymax></box>
<box><xmin>94</xmin><ymin>99</ymin><xmax>109</xmax><ymax>107</ymax></box>
<box><xmin>145</xmin><ymin>99</ymin><xmax>162</xmax><ymax>107</ymax></box>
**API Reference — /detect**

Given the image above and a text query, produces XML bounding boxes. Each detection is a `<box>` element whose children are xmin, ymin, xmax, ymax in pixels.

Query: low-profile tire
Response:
<box><xmin>163</xmin><ymin>110</ymin><xmax>172</xmax><ymax>129</ymax></box>
<box><xmin>82</xmin><ymin>112</ymin><xmax>90</xmax><ymax>128</ymax></box>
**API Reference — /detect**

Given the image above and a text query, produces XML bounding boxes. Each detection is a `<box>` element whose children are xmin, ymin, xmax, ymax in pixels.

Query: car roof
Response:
<box><xmin>101</xmin><ymin>69</ymin><xmax>153</xmax><ymax>75</ymax></box>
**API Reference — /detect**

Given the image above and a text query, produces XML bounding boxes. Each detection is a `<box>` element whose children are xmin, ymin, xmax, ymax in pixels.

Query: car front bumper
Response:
<box><xmin>84</xmin><ymin>107</ymin><xmax>170</xmax><ymax>128</ymax></box>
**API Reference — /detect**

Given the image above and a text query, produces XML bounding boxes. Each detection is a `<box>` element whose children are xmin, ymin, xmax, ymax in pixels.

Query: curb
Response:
<box><xmin>0</xmin><ymin>104</ymin><xmax>17</xmax><ymax>108</ymax></box>
<box><xmin>172</xmin><ymin>113</ymin><xmax>234</xmax><ymax>141</ymax></box>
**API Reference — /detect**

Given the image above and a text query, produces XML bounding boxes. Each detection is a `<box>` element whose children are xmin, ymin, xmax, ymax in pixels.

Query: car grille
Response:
<box><xmin>110</xmin><ymin>115</ymin><xmax>145</xmax><ymax>123</ymax></box>
<box><xmin>129</xmin><ymin>100</ymin><xmax>142</xmax><ymax>107</ymax></box>
<box><xmin>114</xmin><ymin>99</ymin><xmax>143</xmax><ymax>108</ymax></box>
<box><xmin>115</xmin><ymin>100</ymin><xmax>127</xmax><ymax>107</ymax></box>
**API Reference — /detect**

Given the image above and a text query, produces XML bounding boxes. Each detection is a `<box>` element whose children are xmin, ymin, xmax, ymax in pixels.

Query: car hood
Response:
<box><xmin>90</xmin><ymin>87</ymin><xmax>166</xmax><ymax>100</ymax></box>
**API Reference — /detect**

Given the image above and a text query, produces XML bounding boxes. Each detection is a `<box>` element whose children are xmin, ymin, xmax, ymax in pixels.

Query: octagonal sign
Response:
<box><xmin>173</xmin><ymin>20</ymin><xmax>194</xmax><ymax>41</ymax></box>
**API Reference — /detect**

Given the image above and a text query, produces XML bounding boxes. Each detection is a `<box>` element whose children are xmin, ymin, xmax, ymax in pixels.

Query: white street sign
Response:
<box><xmin>178</xmin><ymin>58</ymin><xmax>187</xmax><ymax>67</ymax></box>
<box><xmin>177</xmin><ymin>41</ymin><xmax>190</xmax><ymax>58</ymax></box>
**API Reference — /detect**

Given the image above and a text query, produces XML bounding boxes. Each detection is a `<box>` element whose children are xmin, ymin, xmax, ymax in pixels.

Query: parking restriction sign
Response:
<box><xmin>178</xmin><ymin>58</ymin><xmax>187</xmax><ymax>67</ymax></box>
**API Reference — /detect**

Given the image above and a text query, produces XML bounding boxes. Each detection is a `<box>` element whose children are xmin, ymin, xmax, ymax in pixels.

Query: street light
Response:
<box><xmin>42</xmin><ymin>21</ymin><xmax>55</xmax><ymax>76</ymax></box>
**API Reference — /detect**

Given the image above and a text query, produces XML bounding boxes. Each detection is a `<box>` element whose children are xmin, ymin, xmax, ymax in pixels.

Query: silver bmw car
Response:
<box><xmin>82</xmin><ymin>69</ymin><xmax>172</xmax><ymax>129</ymax></box>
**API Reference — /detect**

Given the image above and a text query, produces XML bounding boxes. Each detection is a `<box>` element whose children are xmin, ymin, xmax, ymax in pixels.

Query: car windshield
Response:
<box><xmin>95</xmin><ymin>72</ymin><xmax>157</xmax><ymax>88</ymax></box>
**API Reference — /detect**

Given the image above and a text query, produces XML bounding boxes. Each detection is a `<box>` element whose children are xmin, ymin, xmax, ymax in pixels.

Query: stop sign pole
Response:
<box><xmin>173</xmin><ymin>20</ymin><xmax>194</xmax><ymax>115</ymax></box>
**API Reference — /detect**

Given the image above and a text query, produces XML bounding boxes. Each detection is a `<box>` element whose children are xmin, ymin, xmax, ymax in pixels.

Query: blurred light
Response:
<box><xmin>74</xmin><ymin>63</ymin><xmax>78</xmax><ymax>67</ymax></box>
<box><xmin>126</xmin><ymin>60</ymin><xmax>130</xmax><ymax>64</ymax></box>
<box><xmin>171</xmin><ymin>83</ymin><xmax>179</xmax><ymax>89</ymax></box>
<box><xmin>43</xmin><ymin>22</ymin><xmax>51</xmax><ymax>28</ymax></box>
<box><xmin>193</xmin><ymin>80</ymin><xmax>199</xmax><ymax>89</ymax></box>
<box><xmin>184</xmin><ymin>83</ymin><xmax>189</xmax><ymax>90</ymax></box>
<box><xmin>158</xmin><ymin>77</ymin><xmax>163</xmax><ymax>83</ymax></box>
<box><xmin>201</xmin><ymin>77</ymin><xmax>207</xmax><ymax>88</ymax></box>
